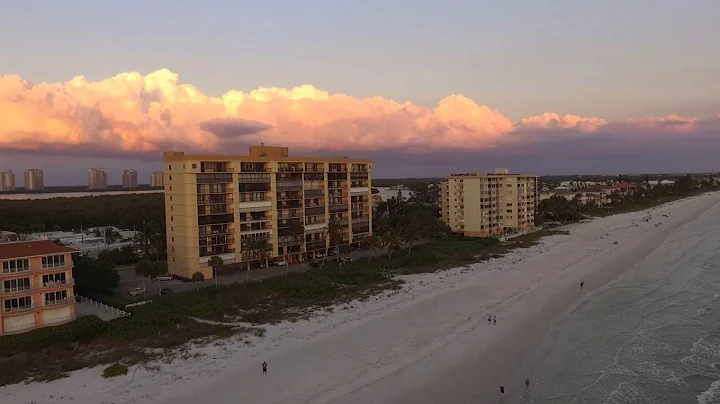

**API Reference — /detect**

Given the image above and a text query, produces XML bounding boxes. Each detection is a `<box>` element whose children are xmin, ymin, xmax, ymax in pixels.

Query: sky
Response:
<box><xmin>0</xmin><ymin>0</ymin><xmax>719</xmax><ymax>185</ymax></box>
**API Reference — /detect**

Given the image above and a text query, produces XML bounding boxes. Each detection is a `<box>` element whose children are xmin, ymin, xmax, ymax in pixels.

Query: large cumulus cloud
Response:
<box><xmin>0</xmin><ymin>68</ymin><xmax>718</xmax><ymax>160</ymax></box>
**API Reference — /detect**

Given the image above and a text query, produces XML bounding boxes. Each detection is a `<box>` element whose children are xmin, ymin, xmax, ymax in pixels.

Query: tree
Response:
<box><xmin>191</xmin><ymin>271</ymin><xmax>204</xmax><ymax>291</ymax></box>
<box><xmin>321</xmin><ymin>216</ymin><xmax>343</xmax><ymax>268</ymax></box>
<box><xmin>360</xmin><ymin>235</ymin><xmax>382</xmax><ymax>261</ymax></box>
<box><xmin>104</xmin><ymin>226</ymin><xmax>121</xmax><ymax>248</ymax></box>
<box><xmin>208</xmin><ymin>255</ymin><xmax>224</xmax><ymax>287</ymax></box>
<box><xmin>73</xmin><ymin>253</ymin><xmax>120</xmax><ymax>299</ymax></box>
<box><xmin>134</xmin><ymin>259</ymin><xmax>166</xmax><ymax>278</ymax></box>
<box><xmin>285</xmin><ymin>220</ymin><xmax>304</xmax><ymax>276</ymax></box>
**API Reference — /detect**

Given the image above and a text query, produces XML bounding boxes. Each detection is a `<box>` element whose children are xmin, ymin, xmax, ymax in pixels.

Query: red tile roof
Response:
<box><xmin>0</xmin><ymin>240</ymin><xmax>77</xmax><ymax>260</ymax></box>
<box><xmin>612</xmin><ymin>182</ymin><xmax>638</xmax><ymax>189</ymax></box>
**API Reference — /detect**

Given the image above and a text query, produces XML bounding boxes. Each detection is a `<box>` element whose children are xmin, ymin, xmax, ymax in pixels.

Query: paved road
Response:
<box><xmin>114</xmin><ymin>245</ymin><xmax>397</xmax><ymax>296</ymax></box>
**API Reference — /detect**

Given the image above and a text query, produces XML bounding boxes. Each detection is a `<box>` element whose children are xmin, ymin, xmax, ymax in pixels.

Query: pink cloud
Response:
<box><xmin>0</xmin><ymin>68</ymin><xmax>716</xmax><ymax>159</ymax></box>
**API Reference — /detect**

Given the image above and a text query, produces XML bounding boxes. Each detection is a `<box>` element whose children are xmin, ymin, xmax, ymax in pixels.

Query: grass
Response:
<box><xmin>0</xmin><ymin>230</ymin><xmax>570</xmax><ymax>387</ymax></box>
<box><xmin>580</xmin><ymin>188</ymin><xmax>717</xmax><ymax>218</ymax></box>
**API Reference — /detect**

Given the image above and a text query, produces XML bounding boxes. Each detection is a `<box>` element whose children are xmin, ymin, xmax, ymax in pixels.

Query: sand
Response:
<box><xmin>3</xmin><ymin>192</ymin><xmax>719</xmax><ymax>404</ymax></box>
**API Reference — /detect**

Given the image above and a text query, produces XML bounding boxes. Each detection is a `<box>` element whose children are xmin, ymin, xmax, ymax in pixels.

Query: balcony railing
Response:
<box><xmin>2</xmin><ymin>268</ymin><xmax>31</xmax><ymax>275</ymax></box>
<box><xmin>279</xmin><ymin>209</ymin><xmax>302</xmax><ymax>219</ymax></box>
<box><xmin>305</xmin><ymin>206</ymin><xmax>326</xmax><ymax>216</ymax></box>
<box><xmin>42</xmin><ymin>279</ymin><xmax>74</xmax><ymax>288</ymax></box>
<box><xmin>306</xmin><ymin>240</ymin><xmax>326</xmax><ymax>251</ymax></box>
<box><xmin>1</xmin><ymin>286</ymin><xmax>33</xmax><ymax>295</ymax></box>
<box><xmin>239</xmin><ymin>194</ymin><xmax>270</xmax><ymax>202</ymax></box>
<box><xmin>200</xmin><ymin>247</ymin><xmax>236</xmax><ymax>257</ymax></box>
<box><xmin>329</xmin><ymin>205</ymin><xmax>347</xmax><ymax>213</ymax></box>
<box><xmin>277</xmin><ymin>181</ymin><xmax>303</xmax><ymax>189</ymax></box>
<box><xmin>45</xmin><ymin>297</ymin><xmax>72</xmax><ymax>307</ymax></box>
<box><xmin>3</xmin><ymin>305</ymin><xmax>34</xmax><ymax>314</ymax></box>
<box><xmin>304</xmin><ymin>189</ymin><xmax>324</xmax><ymax>198</ymax></box>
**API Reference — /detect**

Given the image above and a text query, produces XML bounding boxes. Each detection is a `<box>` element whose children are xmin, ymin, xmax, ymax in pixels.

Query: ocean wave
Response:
<box><xmin>697</xmin><ymin>379</ymin><xmax>720</xmax><ymax>404</ymax></box>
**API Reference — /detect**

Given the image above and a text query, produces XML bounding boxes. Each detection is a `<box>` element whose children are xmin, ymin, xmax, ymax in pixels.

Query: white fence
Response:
<box><xmin>75</xmin><ymin>295</ymin><xmax>131</xmax><ymax>317</ymax></box>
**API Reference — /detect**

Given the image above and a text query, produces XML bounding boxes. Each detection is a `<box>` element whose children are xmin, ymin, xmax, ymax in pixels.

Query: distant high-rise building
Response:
<box><xmin>24</xmin><ymin>169</ymin><xmax>44</xmax><ymax>191</ymax></box>
<box><xmin>88</xmin><ymin>168</ymin><xmax>108</xmax><ymax>190</ymax></box>
<box><xmin>122</xmin><ymin>169</ymin><xmax>138</xmax><ymax>189</ymax></box>
<box><xmin>0</xmin><ymin>170</ymin><xmax>16</xmax><ymax>192</ymax></box>
<box><xmin>441</xmin><ymin>168</ymin><xmax>539</xmax><ymax>237</ymax></box>
<box><xmin>150</xmin><ymin>171</ymin><xmax>164</xmax><ymax>188</ymax></box>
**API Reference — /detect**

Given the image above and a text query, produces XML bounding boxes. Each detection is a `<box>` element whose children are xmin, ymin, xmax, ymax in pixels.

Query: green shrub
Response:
<box><xmin>102</xmin><ymin>363</ymin><xmax>128</xmax><ymax>378</ymax></box>
<box><xmin>0</xmin><ymin>315</ymin><xmax>107</xmax><ymax>357</ymax></box>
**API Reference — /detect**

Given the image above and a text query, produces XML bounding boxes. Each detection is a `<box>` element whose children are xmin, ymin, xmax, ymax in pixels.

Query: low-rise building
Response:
<box><xmin>0</xmin><ymin>240</ymin><xmax>77</xmax><ymax>335</ymax></box>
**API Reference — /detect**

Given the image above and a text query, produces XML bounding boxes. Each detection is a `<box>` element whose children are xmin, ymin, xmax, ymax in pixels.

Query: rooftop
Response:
<box><xmin>0</xmin><ymin>240</ymin><xmax>77</xmax><ymax>260</ymax></box>
<box><xmin>163</xmin><ymin>145</ymin><xmax>371</xmax><ymax>163</ymax></box>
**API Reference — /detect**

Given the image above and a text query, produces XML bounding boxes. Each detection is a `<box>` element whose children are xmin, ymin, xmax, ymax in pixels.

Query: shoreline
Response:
<box><xmin>2</xmin><ymin>192</ymin><xmax>719</xmax><ymax>404</ymax></box>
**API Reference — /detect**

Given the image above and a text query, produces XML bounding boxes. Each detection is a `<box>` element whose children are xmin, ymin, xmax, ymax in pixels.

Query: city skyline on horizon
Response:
<box><xmin>1</xmin><ymin>1</ymin><xmax>719</xmax><ymax>182</ymax></box>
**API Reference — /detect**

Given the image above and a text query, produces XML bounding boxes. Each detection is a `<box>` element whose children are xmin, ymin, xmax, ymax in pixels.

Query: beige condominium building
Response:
<box><xmin>0</xmin><ymin>240</ymin><xmax>76</xmax><ymax>336</ymax></box>
<box><xmin>122</xmin><ymin>169</ymin><xmax>138</xmax><ymax>189</ymax></box>
<box><xmin>441</xmin><ymin>168</ymin><xmax>538</xmax><ymax>237</ymax></box>
<box><xmin>0</xmin><ymin>170</ymin><xmax>16</xmax><ymax>192</ymax></box>
<box><xmin>24</xmin><ymin>169</ymin><xmax>44</xmax><ymax>191</ymax></box>
<box><xmin>150</xmin><ymin>171</ymin><xmax>164</xmax><ymax>187</ymax></box>
<box><xmin>163</xmin><ymin>145</ymin><xmax>372</xmax><ymax>279</ymax></box>
<box><xmin>88</xmin><ymin>168</ymin><xmax>108</xmax><ymax>190</ymax></box>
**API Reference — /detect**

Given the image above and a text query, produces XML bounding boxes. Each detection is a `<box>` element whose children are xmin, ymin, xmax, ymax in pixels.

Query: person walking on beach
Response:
<box><xmin>262</xmin><ymin>361</ymin><xmax>267</xmax><ymax>375</ymax></box>
<box><xmin>488</xmin><ymin>314</ymin><xmax>492</xmax><ymax>324</ymax></box>
<box><xmin>581</xmin><ymin>281</ymin><xmax>584</xmax><ymax>290</ymax></box>
<box><xmin>525</xmin><ymin>378</ymin><xmax>530</xmax><ymax>389</ymax></box>
<box><xmin>499</xmin><ymin>384</ymin><xmax>505</xmax><ymax>398</ymax></box>
<box><xmin>494</xmin><ymin>315</ymin><xmax>498</xmax><ymax>325</ymax></box>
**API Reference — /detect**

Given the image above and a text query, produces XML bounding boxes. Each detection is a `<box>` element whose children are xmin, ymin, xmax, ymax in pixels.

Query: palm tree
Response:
<box><xmin>285</xmin><ymin>220</ymin><xmax>304</xmax><ymax>276</ymax></box>
<box><xmin>133</xmin><ymin>222</ymin><xmax>156</xmax><ymax>260</ymax></box>
<box><xmin>380</xmin><ymin>223</ymin><xmax>403</xmax><ymax>259</ymax></box>
<box><xmin>321</xmin><ymin>216</ymin><xmax>343</xmax><ymax>268</ymax></box>
<box><xmin>241</xmin><ymin>237</ymin><xmax>257</xmax><ymax>281</ymax></box>
<box><xmin>255</xmin><ymin>239</ymin><xmax>273</xmax><ymax>279</ymax></box>
<box><xmin>208</xmin><ymin>255</ymin><xmax>223</xmax><ymax>287</ymax></box>
<box><xmin>360</xmin><ymin>235</ymin><xmax>382</xmax><ymax>262</ymax></box>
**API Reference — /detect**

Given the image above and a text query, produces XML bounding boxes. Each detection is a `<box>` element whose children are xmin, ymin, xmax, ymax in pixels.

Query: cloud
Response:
<box><xmin>0</xmin><ymin>68</ymin><xmax>718</xmax><ymax>162</ymax></box>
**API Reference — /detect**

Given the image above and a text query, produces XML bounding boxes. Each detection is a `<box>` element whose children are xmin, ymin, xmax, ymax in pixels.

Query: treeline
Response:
<box><xmin>0</xmin><ymin>193</ymin><xmax>165</xmax><ymax>233</ymax></box>
<box><xmin>538</xmin><ymin>175</ymin><xmax>717</xmax><ymax>223</ymax></box>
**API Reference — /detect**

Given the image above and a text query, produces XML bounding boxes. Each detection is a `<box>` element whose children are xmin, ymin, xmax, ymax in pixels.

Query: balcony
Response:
<box><xmin>3</xmin><ymin>305</ymin><xmax>34</xmax><ymax>314</ymax></box>
<box><xmin>328</xmin><ymin>173</ymin><xmax>347</xmax><ymax>181</ymax></box>
<box><xmin>200</xmin><ymin>162</ymin><xmax>233</xmax><ymax>173</ymax></box>
<box><xmin>197</xmin><ymin>173</ymin><xmax>234</xmax><ymax>183</ymax></box>
<box><xmin>198</xmin><ymin>213</ymin><xmax>234</xmax><ymax>226</ymax></box>
<box><xmin>303</xmin><ymin>172</ymin><xmax>325</xmax><ymax>181</ymax></box>
<box><xmin>240</xmin><ymin>222</ymin><xmax>271</xmax><ymax>233</ymax></box>
<box><xmin>305</xmin><ymin>206</ymin><xmax>326</xmax><ymax>216</ymax></box>
<box><xmin>2</xmin><ymin>267</ymin><xmax>30</xmax><ymax>276</ymax></box>
<box><xmin>239</xmin><ymin>193</ymin><xmax>269</xmax><ymax>202</ymax></box>
<box><xmin>279</xmin><ymin>209</ymin><xmax>302</xmax><ymax>219</ymax></box>
<box><xmin>1</xmin><ymin>285</ymin><xmax>33</xmax><ymax>295</ymax></box>
<box><xmin>197</xmin><ymin>205</ymin><xmax>231</xmax><ymax>216</ymax></box>
<box><xmin>45</xmin><ymin>297</ymin><xmax>72</xmax><ymax>307</ymax></box>
<box><xmin>200</xmin><ymin>247</ymin><xmax>236</xmax><ymax>257</ymax></box>
<box><xmin>352</xmin><ymin>217</ymin><xmax>370</xmax><ymax>226</ymax></box>
<box><xmin>198</xmin><ymin>196</ymin><xmax>233</xmax><ymax>205</ymax></box>
<box><xmin>304</xmin><ymin>189</ymin><xmax>324</xmax><ymax>198</ymax></box>
<box><xmin>241</xmin><ymin>163</ymin><xmax>267</xmax><ymax>173</ymax></box>
<box><xmin>277</xmin><ymin>181</ymin><xmax>303</xmax><ymax>189</ymax></box>
<box><xmin>42</xmin><ymin>279</ymin><xmax>74</xmax><ymax>289</ymax></box>
<box><xmin>305</xmin><ymin>240</ymin><xmax>326</xmax><ymax>251</ymax></box>
<box><xmin>199</xmin><ymin>225</ymin><xmax>232</xmax><ymax>236</ymax></box>
<box><xmin>200</xmin><ymin>236</ymin><xmax>235</xmax><ymax>247</ymax></box>
<box><xmin>304</xmin><ymin>164</ymin><xmax>324</xmax><ymax>173</ymax></box>
<box><xmin>352</xmin><ymin>226</ymin><xmax>370</xmax><ymax>234</ymax></box>
<box><xmin>278</xmin><ymin>163</ymin><xmax>303</xmax><ymax>172</ymax></box>
<box><xmin>278</xmin><ymin>235</ymin><xmax>302</xmax><ymax>246</ymax></box>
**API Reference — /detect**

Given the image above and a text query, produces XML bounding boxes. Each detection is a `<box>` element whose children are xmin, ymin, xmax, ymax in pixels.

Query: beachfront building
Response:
<box><xmin>163</xmin><ymin>145</ymin><xmax>372</xmax><ymax>279</ymax></box>
<box><xmin>88</xmin><ymin>168</ymin><xmax>108</xmax><ymax>190</ymax></box>
<box><xmin>441</xmin><ymin>168</ymin><xmax>539</xmax><ymax>237</ymax></box>
<box><xmin>122</xmin><ymin>169</ymin><xmax>138</xmax><ymax>189</ymax></box>
<box><xmin>0</xmin><ymin>240</ymin><xmax>76</xmax><ymax>336</ymax></box>
<box><xmin>0</xmin><ymin>170</ymin><xmax>16</xmax><ymax>192</ymax></box>
<box><xmin>150</xmin><ymin>171</ymin><xmax>164</xmax><ymax>188</ymax></box>
<box><xmin>24</xmin><ymin>169</ymin><xmax>44</xmax><ymax>191</ymax></box>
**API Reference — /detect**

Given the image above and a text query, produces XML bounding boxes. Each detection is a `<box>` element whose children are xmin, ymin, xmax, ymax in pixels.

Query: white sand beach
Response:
<box><xmin>3</xmin><ymin>192</ymin><xmax>720</xmax><ymax>404</ymax></box>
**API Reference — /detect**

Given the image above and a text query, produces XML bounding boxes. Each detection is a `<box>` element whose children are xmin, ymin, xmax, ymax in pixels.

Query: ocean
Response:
<box><xmin>524</xmin><ymin>202</ymin><xmax>720</xmax><ymax>403</ymax></box>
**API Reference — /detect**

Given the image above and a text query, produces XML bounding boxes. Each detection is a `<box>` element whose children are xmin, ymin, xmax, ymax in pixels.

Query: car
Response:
<box><xmin>129</xmin><ymin>287</ymin><xmax>146</xmax><ymax>296</ymax></box>
<box><xmin>156</xmin><ymin>275</ymin><xmax>173</xmax><ymax>281</ymax></box>
<box><xmin>274</xmin><ymin>260</ymin><xmax>288</xmax><ymax>266</ymax></box>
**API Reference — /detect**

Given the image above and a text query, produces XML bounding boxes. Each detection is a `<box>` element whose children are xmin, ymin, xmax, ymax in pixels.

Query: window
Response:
<box><xmin>44</xmin><ymin>290</ymin><xmax>68</xmax><ymax>306</ymax></box>
<box><xmin>171</xmin><ymin>237</ymin><xmax>175</xmax><ymax>242</ymax></box>
<box><xmin>171</xmin><ymin>216</ymin><xmax>174</xmax><ymax>222</ymax></box>
<box><xmin>42</xmin><ymin>254</ymin><xmax>66</xmax><ymax>269</ymax></box>
<box><xmin>4</xmin><ymin>296</ymin><xmax>32</xmax><ymax>313</ymax></box>
<box><xmin>171</xmin><ymin>206</ymin><xmax>174</xmax><ymax>211</ymax></box>
<box><xmin>172</xmin><ymin>247</ymin><xmax>175</xmax><ymax>252</ymax></box>
<box><xmin>168</xmin><ymin>165</ymin><xmax>172</xmax><ymax>170</ymax></box>
<box><xmin>170</xmin><ymin>196</ymin><xmax>173</xmax><ymax>201</ymax></box>
<box><xmin>2</xmin><ymin>259</ymin><xmax>30</xmax><ymax>274</ymax></box>
<box><xmin>3</xmin><ymin>278</ymin><xmax>30</xmax><ymax>293</ymax></box>
<box><xmin>192</xmin><ymin>164</ymin><xmax>197</xmax><ymax>169</ymax></box>
<box><xmin>183</xmin><ymin>164</ymin><xmax>186</xmax><ymax>169</ymax></box>
<box><xmin>169</xmin><ymin>175</ymin><xmax>172</xmax><ymax>181</ymax></box>
<box><xmin>169</xmin><ymin>185</ymin><xmax>173</xmax><ymax>191</ymax></box>
<box><xmin>171</xmin><ymin>226</ymin><xmax>174</xmax><ymax>232</ymax></box>
<box><xmin>173</xmin><ymin>257</ymin><xmax>176</xmax><ymax>262</ymax></box>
